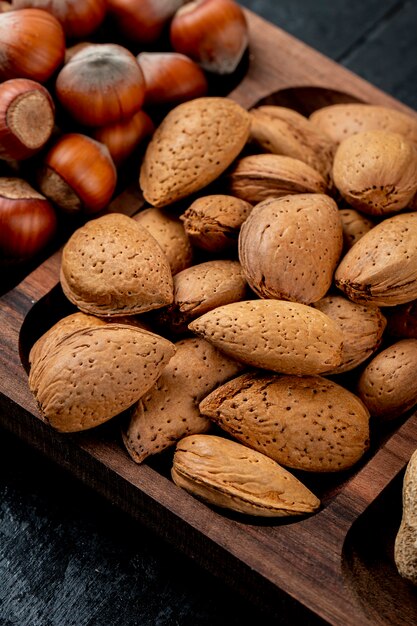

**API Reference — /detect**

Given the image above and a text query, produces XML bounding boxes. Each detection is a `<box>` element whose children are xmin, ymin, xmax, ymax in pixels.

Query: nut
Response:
<box><xmin>395</xmin><ymin>448</ymin><xmax>417</xmax><ymax>584</ymax></box>
<box><xmin>357</xmin><ymin>339</ymin><xmax>417</xmax><ymax>420</ymax></box>
<box><xmin>238</xmin><ymin>194</ymin><xmax>343</xmax><ymax>304</ymax></box>
<box><xmin>172</xmin><ymin>434</ymin><xmax>321</xmax><ymax>516</ymax></box>
<box><xmin>199</xmin><ymin>372</ymin><xmax>370</xmax><ymax>472</ymax></box>
<box><xmin>189</xmin><ymin>299</ymin><xmax>343</xmax><ymax>375</ymax></box>
<box><xmin>332</xmin><ymin>130</ymin><xmax>417</xmax><ymax>215</ymax></box>
<box><xmin>139</xmin><ymin>96</ymin><xmax>250</xmax><ymax>207</ymax></box>
<box><xmin>227</xmin><ymin>153</ymin><xmax>327</xmax><ymax>204</ymax></box>
<box><xmin>335</xmin><ymin>212</ymin><xmax>417</xmax><ymax>306</ymax></box>
<box><xmin>123</xmin><ymin>337</ymin><xmax>244</xmax><ymax>463</ymax></box>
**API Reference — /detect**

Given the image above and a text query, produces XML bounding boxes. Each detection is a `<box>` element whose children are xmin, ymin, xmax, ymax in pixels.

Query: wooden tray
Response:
<box><xmin>2</xmin><ymin>9</ymin><xmax>417</xmax><ymax>625</ymax></box>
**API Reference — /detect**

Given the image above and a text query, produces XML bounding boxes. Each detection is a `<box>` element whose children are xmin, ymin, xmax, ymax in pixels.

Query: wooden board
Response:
<box><xmin>1</xmin><ymin>9</ymin><xmax>417</xmax><ymax>625</ymax></box>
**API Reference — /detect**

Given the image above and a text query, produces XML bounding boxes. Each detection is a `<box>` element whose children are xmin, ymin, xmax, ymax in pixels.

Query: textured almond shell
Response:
<box><xmin>227</xmin><ymin>153</ymin><xmax>327</xmax><ymax>204</ymax></box>
<box><xmin>157</xmin><ymin>260</ymin><xmax>248</xmax><ymax>334</ymax></box>
<box><xmin>238</xmin><ymin>194</ymin><xmax>343</xmax><ymax>304</ymax></box>
<box><xmin>357</xmin><ymin>339</ymin><xmax>417</xmax><ymax>420</ymax></box>
<box><xmin>332</xmin><ymin>130</ymin><xmax>417</xmax><ymax>215</ymax></box>
<box><xmin>394</xmin><ymin>448</ymin><xmax>417</xmax><ymax>584</ymax></box>
<box><xmin>189</xmin><ymin>299</ymin><xmax>343</xmax><ymax>375</ymax></box>
<box><xmin>199</xmin><ymin>372</ymin><xmax>370</xmax><ymax>472</ymax></box>
<box><xmin>335</xmin><ymin>212</ymin><xmax>417</xmax><ymax>306</ymax></box>
<box><xmin>172</xmin><ymin>434</ymin><xmax>320</xmax><ymax>517</ymax></box>
<box><xmin>250</xmin><ymin>105</ymin><xmax>336</xmax><ymax>180</ymax></box>
<box><xmin>180</xmin><ymin>194</ymin><xmax>252</xmax><ymax>253</ymax></box>
<box><xmin>310</xmin><ymin>103</ymin><xmax>417</xmax><ymax>146</ymax></box>
<box><xmin>313</xmin><ymin>295</ymin><xmax>386</xmax><ymax>374</ymax></box>
<box><xmin>29</xmin><ymin>312</ymin><xmax>107</xmax><ymax>369</ymax></box>
<box><xmin>60</xmin><ymin>213</ymin><xmax>174</xmax><ymax>316</ymax></box>
<box><xmin>123</xmin><ymin>338</ymin><xmax>244</xmax><ymax>463</ymax></box>
<box><xmin>133</xmin><ymin>207</ymin><xmax>193</xmax><ymax>275</ymax></box>
<box><xmin>139</xmin><ymin>97</ymin><xmax>251</xmax><ymax>207</ymax></box>
<box><xmin>29</xmin><ymin>324</ymin><xmax>175</xmax><ymax>433</ymax></box>
<box><xmin>339</xmin><ymin>208</ymin><xmax>374</xmax><ymax>251</ymax></box>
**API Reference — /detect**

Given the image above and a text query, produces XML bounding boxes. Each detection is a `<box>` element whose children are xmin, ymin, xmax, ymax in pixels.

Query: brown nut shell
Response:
<box><xmin>339</xmin><ymin>208</ymin><xmax>374</xmax><ymax>251</ymax></box>
<box><xmin>310</xmin><ymin>103</ymin><xmax>417</xmax><ymax>147</ymax></box>
<box><xmin>238</xmin><ymin>194</ymin><xmax>343</xmax><ymax>304</ymax></box>
<box><xmin>157</xmin><ymin>260</ymin><xmax>248</xmax><ymax>334</ymax></box>
<box><xmin>189</xmin><ymin>299</ymin><xmax>343</xmax><ymax>375</ymax></box>
<box><xmin>228</xmin><ymin>153</ymin><xmax>327</xmax><ymax>204</ymax></box>
<box><xmin>180</xmin><ymin>194</ymin><xmax>252</xmax><ymax>253</ymax></box>
<box><xmin>250</xmin><ymin>105</ymin><xmax>336</xmax><ymax>180</ymax></box>
<box><xmin>395</xmin><ymin>448</ymin><xmax>417</xmax><ymax>584</ymax></box>
<box><xmin>29</xmin><ymin>324</ymin><xmax>175</xmax><ymax>433</ymax></box>
<box><xmin>133</xmin><ymin>207</ymin><xmax>193</xmax><ymax>275</ymax></box>
<box><xmin>60</xmin><ymin>213</ymin><xmax>174</xmax><ymax>316</ymax></box>
<box><xmin>357</xmin><ymin>339</ymin><xmax>417</xmax><ymax>420</ymax></box>
<box><xmin>139</xmin><ymin>97</ymin><xmax>250</xmax><ymax>207</ymax></box>
<box><xmin>332</xmin><ymin>130</ymin><xmax>417</xmax><ymax>215</ymax></box>
<box><xmin>313</xmin><ymin>295</ymin><xmax>386</xmax><ymax>374</ymax></box>
<box><xmin>172</xmin><ymin>434</ymin><xmax>320</xmax><ymax>517</ymax></box>
<box><xmin>335</xmin><ymin>212</ymin><xmax>417</xmax><ymax>306</ymax></box>
<box><xmin>123</xmin><ymin>337</ymin><xmax>244</xmax><ymax>463</ymax></box>
<box><xmin>199</xmin><ymin>372</ymin><xmax>370</xmax><ymax>472</ymax></box>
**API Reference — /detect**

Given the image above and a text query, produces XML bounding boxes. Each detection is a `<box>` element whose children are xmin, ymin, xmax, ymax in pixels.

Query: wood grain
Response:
<box><xmin>1</xmin><ymin>9</ymin><xmax>417</xmax><ymax>626</ymax></box>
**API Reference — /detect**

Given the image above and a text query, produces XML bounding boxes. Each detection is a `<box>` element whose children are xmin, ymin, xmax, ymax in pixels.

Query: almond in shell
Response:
<box><xmin>189</xmin><ymin>299</ymin><xmax>343</xmax><ymax>375</ymax></box>
<box><xmin>157</xmin><ymin>260</ymin><xmax>248</xmax><ymax>334</ymax></box>
<box><xmin>313</xmin><ymin>294</ymin><xmax>386</xmax><ymax>374</ymax></box>
<box><xmin>227</xmin><ymin>153</ymin><xmax>327</xmax><ymax>204</ymax></box>
<box><xmin>199</xmin><ymin>372</ymin><xmax>370</xmax><ymax>472</ymax></box>
<box><xmin>357</xmin><ymin>339</ymin><xmax>417</xmax><ymax>420</ymax></box>
<box><xmin>139</xmin><ymin>97</ymin><xmax>251</xmax><ymax>207</ymax></box>
<box><xmin>238</xmin><ymin>194</ymin><xmax>343</xmax><ymax>304</ymax></box>
<box><xmin>172</xmin><ymin>434</ymin><xmax>320</xmax><ymax>517</ymax></box>
<box><xmin>339</xmin><ymin>208</ymin><xmax>374</xmax><ymax>252</ymax></box>
<box><xmin>310</xmin><ymin>103</ymin><xmax>417</xmax><ymax>147</ymax></box>
<box><xmin>332</xmin><ymin>130</ymin><xmax>417</xmax><ymax>215</ymax></box>
<box><xmin>250</xmin><ymin>105</ymin><xmax>336</xmax><ymax>180</ymax></box>
<box><xmin>335</xmin><ymin>212</ymin><xmax>417</xmax><ymax>306</ymax></box>
<box><xmin>133</xmin><ymin>207</ymin><xmax>193</xmax><ymax>275</ymax></box>
<box><xmin>60</xmin><ymin>213</ymin><xmax>174</xmax><ymax>316</ymax></box>
<box><xmin>123</xmin><ymin>337</ymin><xmax>244</xmax><ymax>463</ymax></box>
<box><xmin>180</xmin><ymin>194</ymin><xmax>252</xmax><ymax>253</ymax></box>
<box><xmin>29</xmin><ymin>324</ymin><xmax>175</xmax><ymax>432</ymax></box>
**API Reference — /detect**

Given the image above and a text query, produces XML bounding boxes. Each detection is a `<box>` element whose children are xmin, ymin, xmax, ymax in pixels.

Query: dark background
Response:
<box><xmin>1</xmin><ymin>2</ymin><xmax>417</xmax><ymax>625</ymax></box>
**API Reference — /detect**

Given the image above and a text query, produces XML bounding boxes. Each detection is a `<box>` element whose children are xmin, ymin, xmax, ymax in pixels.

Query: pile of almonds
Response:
<box><xmin>0</xmin><ymin>0</ymin><xmax>249</xmax><ymax>263</ymax></box>
<box><xmin>28</xmin><ymin>92</ymin><xmax>417</xmax><ymax>520</ymax></box>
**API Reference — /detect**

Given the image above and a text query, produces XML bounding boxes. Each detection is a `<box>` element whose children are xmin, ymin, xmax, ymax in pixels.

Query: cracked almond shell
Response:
<box><xmin>189</xmin><ymin>299</ymin><xmax>343</xmax><ymax>375</ymax></box>
<box><xmin>123</xmin><ymin>337</ymin><xmax>244</xmax><ymax>463</ymax></box>
<box><xmin>29</xmin><ymin>324</ymin><xmax>175</xmax><ymax>433</ymax></box>
<box><xmin>335</xmin><ymin>212</ymin><xmax>417</xmax><ymax>306</ymax></box>
<box><xmin>172</xmin><ymin>434</ymin><xmax>320</xmax><ymax>517</ymax></box>
<box><xmin>60</xmin><ymin>213</ymin><xmax>174</xmax><ymax>316</ymax></box>
<box><xmin>199</xmin><ymin>372</ymin><xmax>370</xmax><ymax>472</ymax></box>
<box><xmin>238</xmin><ymin>194</ymin><xmax>343</xmax><ymax>304</ymax></box>
<box><xmin>139</xmin><ymin>97</ymin><xmax>251</xmax><ymax>207</ymax></box>
<box><xmin>332</xmin><ymin>130</ymin><xmax>417</xmax><ymax>215</ymax></box>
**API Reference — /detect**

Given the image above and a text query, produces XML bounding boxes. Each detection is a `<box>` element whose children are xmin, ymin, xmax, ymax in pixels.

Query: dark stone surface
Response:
<box><xmin>1</xmin><ymin>1</ymin><xmax>417</xmax><ymax>625</ymax></box>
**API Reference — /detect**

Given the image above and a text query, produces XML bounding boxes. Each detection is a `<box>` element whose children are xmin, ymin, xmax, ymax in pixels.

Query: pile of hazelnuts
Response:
<box><xmin>0</xmin><ymin>0</ymin><xmax>249</xmax><ymax>264</ymax></box>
